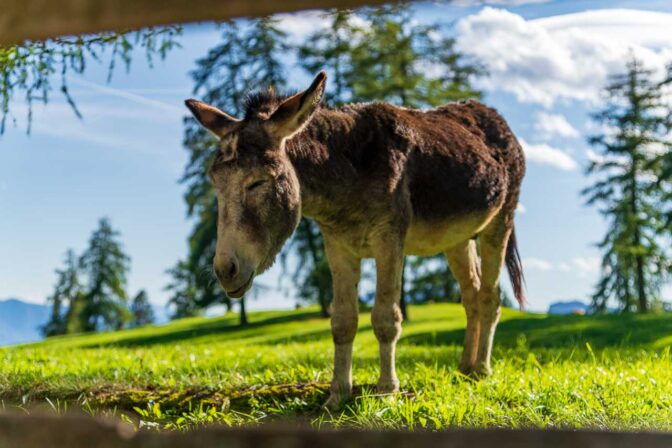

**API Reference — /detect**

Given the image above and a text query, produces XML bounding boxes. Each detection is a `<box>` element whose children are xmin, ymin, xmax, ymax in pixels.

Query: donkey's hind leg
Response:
<box><xmin>445</xmin><ymin>240</ymin><xmax>481</xmax><ymax>375</ymax></box>
<box><xmin>475</xmin><ymin>213</ymin><xmax>513</xmax><ymax>375</ymax></box>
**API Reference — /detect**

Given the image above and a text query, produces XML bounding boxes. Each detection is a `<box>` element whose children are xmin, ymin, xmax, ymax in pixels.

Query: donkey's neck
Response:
<box><xmin>284</xmin><ymin>107</ymin><xmax>359</xmax><ymax>222</ymax></box>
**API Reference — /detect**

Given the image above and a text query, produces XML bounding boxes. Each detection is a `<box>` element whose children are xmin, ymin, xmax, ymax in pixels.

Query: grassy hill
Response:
<box><xmin>2</xmin><ymin>303</ymin><xmax>672</xmax><ymax>430</ymax></box>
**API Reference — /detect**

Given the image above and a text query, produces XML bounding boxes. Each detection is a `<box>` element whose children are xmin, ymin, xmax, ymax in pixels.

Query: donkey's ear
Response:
<box><xmin>185</xmin><ymin>99</ymin><xmax>240</xmax><ymax>138</ymax></box>
<box><xmin>267</xmin><ymin>71</ymin><xmax>327</xmax><ymax>142</ymax></box>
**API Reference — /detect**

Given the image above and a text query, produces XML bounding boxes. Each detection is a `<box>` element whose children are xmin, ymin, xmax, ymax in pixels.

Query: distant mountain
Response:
<box><xmin>548</xmin><ymin>300</ymin><xmax>591</xmax><ymax>315</ymax></box>
<box><xmin>0</xmin><ymin>298</ymin><xmax>174</xmax><ymax>346</ymax></box>
<box><xmin>0</xmin><ymin>298</ymin><xmax>51</xmax><ymax>346</ymax></box>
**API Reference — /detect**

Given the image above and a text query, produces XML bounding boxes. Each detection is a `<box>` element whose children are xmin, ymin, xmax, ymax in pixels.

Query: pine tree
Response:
<box><xmin>297</xmin><ymin>9</ymin><xmax>358</xmax><ymax>105</ymax></box>
<box><xmin>130</xmin><ymin>290</ymin><xmax>155</xmax><ymax>327</ymax></box>
<box><xmin>348</xmin><ymin>4</ymin><xmax>481</xmax><ymax>107</ymax></box>
<box><xmin>583</xmin><ymin>57</ymin><xmax>671</xmax><ymax>313</ymax></box>
<box><xmin>77</xmin><ymin>217</ymin><xmax>131</xmax><ymax>330</ymax></box>
<box><xmin>42</xmin><ymin>249</ymin><xmax>81</xmax><ymax>337</ymax></box>
<box><xmin>656</xmin><ymin>63</ymin><xmax>672</xmax><ymax>254</ymax></box>
<box><xmin>165</xmin><ymin>260</ymin><xmax>203</xmax><ymax>319</ymax></box>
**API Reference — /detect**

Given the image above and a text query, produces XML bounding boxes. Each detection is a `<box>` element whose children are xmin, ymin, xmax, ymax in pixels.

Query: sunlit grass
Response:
<box><xmin>1</xmin><ymin>303</ymin><xmax>672</xmax><ymax>431</ymax></box>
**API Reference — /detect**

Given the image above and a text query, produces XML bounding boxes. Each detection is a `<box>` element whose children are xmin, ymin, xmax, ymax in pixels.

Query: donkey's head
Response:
<box><xmin>185</xmin><ymin>72</ymin><xmax>326</xmax><ymax>298</ymax></box>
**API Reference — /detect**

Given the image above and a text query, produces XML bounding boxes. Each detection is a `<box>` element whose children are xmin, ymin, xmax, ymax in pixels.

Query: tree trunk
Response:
<box><xmin>635</xmin><ymin>253</ymin><xmax>648</xmax><ymax>313</ymax></box>
<box><xmin>629</xmin><ymin>163</ymin><xmax>648</xmax><ymax>313</ymax></box>
<box><xmin>239</xmin><ymin>298</ymin><xmax>248</xmax><ymax>326</ymax></box>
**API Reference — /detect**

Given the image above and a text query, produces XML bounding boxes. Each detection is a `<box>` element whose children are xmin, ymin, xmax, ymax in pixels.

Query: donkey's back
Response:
<box><xmin>339</xmin><ymin>100</ymin><xmax>525</xmax><ymax>258</ymax></box>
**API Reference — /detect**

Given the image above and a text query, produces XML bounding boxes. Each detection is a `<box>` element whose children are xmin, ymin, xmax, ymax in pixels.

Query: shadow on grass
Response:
<box><xmin>404</xmin><ymin>312</ymin><xmax>672</xmax><ymax>349</ymax></box>
<box><xmin>82</xmin><ymin>310</ymin><xmax>325</xmax><ymax>348</ymax></box>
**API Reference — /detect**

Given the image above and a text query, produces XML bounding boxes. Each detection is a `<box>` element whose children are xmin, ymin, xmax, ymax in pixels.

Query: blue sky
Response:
<box><xmin>1</xmin><ymin>0</ymin><xmax>671</xmax><ymax>312</ymax></box>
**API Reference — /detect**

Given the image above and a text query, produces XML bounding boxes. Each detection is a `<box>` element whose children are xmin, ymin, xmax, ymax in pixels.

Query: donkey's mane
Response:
<box><xmin>243</xmin><ymin>88</ymin><xmax>297</xmax><ymax>120</ymax></box>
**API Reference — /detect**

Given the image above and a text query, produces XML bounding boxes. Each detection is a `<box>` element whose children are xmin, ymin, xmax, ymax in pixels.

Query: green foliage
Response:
<box><xmin>78</xmin><ymin>217</ymin><xmax>132</xmax><ymax>331</ymax></box>
<box><xmin>583</xmin><ymin>57</ymin><xmax>672</xmax><ymax>313</ymax></box>
<box><xmin>165</xmin><ymin>260</ymin><xmax>205</xmax><ymax>319</ymax></box>
<box><xmin>405</xmin><ymin>256</ymin><xmax>460</xmax><ymax>304</ymax></box>
<box><xmin>41</xmin><ymin>250</ymin><xmax>82</xmax><ymax>337</ymax></box>
<box><xmin>130</xmin><ymin>290</ymin><xmax>155</xmax><ymax>328</ymax></box>
<box><xmin>43</xmin><ymin>218</ymin><xmax>134</xmax><ymax>334</ymax></box>
<box><xmin>5</xmin><ymin>304</ymin><xmax>672</xmax><ymax>430</ymax></box>
<box><xmin>297</xmin><ymin>9</ymin><xmax>358</xmax><ymax>105</ymax></box>
<box><xmin>348</xmin><ymin>4</ymin><xmax>482</xmax><ymax>107</ymax></box>
<box><xmin>657</xmin><ymin>62</ymin><xmax>672</xmax><ymax>249</ymax></box>
<box><xmin>0</xmin><ymin>27</ymin><xmax>181</xmax><ymax>134</ymax></box>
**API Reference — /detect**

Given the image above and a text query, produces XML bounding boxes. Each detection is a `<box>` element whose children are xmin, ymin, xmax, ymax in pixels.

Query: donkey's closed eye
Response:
<box><xmin>246</xmin><ymin>179</ymin><xmax>268</xmax><ymax>192</ymax></box>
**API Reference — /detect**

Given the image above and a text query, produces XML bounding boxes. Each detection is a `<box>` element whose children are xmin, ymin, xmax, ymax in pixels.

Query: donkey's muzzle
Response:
<box><xmin>214</xmin><ymin>255</ymin><xmax>253</xmax><ymax>298</ymax></box>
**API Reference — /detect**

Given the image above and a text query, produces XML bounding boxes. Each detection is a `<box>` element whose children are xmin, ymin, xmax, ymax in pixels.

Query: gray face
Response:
<box><xmin>207</xmin><ymin>128</ymin><xmax>301</xmax><ymax>299</ymax></box>
<box><xmin>185</xmin><ymin>71</ymin><xmax>327</xmax><ymax>299</ymax></box>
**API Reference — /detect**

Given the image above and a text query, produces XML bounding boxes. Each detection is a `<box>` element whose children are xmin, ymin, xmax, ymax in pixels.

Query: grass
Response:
<box><xmin>2</xmin><ymin>303</ymin><xmax>672</xmax><ymax>431</ymax></box>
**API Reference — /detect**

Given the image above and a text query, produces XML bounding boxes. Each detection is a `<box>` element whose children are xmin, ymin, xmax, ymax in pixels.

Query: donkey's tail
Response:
<box><xmin>505</xmin><ymin>225</ymin><xmax>526</xmax><ymax>307</ymax></box>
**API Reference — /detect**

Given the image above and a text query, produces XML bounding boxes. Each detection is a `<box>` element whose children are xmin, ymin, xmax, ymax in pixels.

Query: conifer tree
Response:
<box><xmin>78</xmin><ymin>217</ymin><xmax>131</xmax><ymax>330</ymax></box>
<box><xmin>130</xmin><ymin>290</ymin><xmax>155</xmax><ymax>327</ymax></box>
<box><xmin>298</xmin><ymin>9</ymin><xmax>358</xmax><ymax>105</ymax></box>
<box><xmin>348</xmin><ymin>4</ymin><xmax>481</xmax><ymax>107</ymax></box>
<box><xmin>42</xmin><ymin>250</ymin><xmax>81</xmax><ymax>337</ymax></box>
<box><xmin>583</xmin><ymin>57</ymin><xmax>671</xmax><ymax>313</ymax></box>
<box><xmin>165</xmin><ymin>260</ymin><xmax>204</xmax><ymax>319</ymax></box>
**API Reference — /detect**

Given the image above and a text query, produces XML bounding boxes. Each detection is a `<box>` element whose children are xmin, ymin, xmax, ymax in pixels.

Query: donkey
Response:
<box><xmin>185</xmin><ymin>71</ymin><xmax>525</xmax><ymax>408</ymax></box>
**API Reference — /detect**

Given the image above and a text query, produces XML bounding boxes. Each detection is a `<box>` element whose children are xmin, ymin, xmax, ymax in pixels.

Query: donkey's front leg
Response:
<box><xmin>372</xmin><ymin>238</ymin><xmax>404</xmax><ymax>395</ymax></box>
<box><xmin>323</xmin><ymin>237</ymin><xmax>361</xmax><ymax>409</ymax></box>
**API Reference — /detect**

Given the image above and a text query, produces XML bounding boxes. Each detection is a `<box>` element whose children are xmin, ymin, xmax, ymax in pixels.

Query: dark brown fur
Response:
<box><xmin>286</xmin><ymin>99</ymin><xmax>524</xmax><ymax>266</ymax></box>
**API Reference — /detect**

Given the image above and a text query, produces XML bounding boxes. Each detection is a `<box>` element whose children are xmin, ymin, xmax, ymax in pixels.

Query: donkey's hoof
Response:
<box><xmin>458</xmin><ymin>363</ymin><xmax>491</xmax><ymax>378</ymax></box>
<box><xmin>376</xmin><ymin>380</ymin><xmax>400</xmax><ymax>396</ymax></box>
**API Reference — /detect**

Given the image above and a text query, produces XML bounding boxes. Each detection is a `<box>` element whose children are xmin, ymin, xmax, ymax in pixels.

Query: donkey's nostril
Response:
<box><xmin>228</xmin><ymin>259</ymin><xmax>238</xmax><ymax>279</ymax></box>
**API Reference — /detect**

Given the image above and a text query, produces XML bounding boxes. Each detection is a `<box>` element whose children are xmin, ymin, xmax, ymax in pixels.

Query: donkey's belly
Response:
<box><xmin>404</xmin><ymin>209</ymin><xmax>498</xmax><ymax>257</ymax></box>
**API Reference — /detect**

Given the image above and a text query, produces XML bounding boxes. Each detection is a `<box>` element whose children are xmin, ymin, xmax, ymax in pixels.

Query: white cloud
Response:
<box><xmin>516</xmin><ymin>202</ymin><xmax>526</xmax><ymax>214</ymax></box>
<box><xmin>456</xmin><ymin>8</ymin><xmax>672</xmax><ymax>107</ymax></box>
<box><xmin>520</xmin><ymin>139</ymin><xmax>578</xmax><ymax>171</ymax></box>
<box><xmin>523</xmin><ymin>257</ymin><xmax>553</xmax><ymax>271</ymax></box>
<box><xmin>70</xmin><ymin>78</ymin><xmax>184</xmax><ymax>115</ymax></box>
<box><xmin>275</xmin><ymin>10</ymin><xmax>329</xmax><ymax>44</ymax></box>
<box><xmin>571</xmin><ymin>256</ymin><xmax>601</xmax><ymax>277</ymax></box>
<box><xmin>523</xmin><ymin>256</ymin><xmax>600</xmax><ymax>277</ymax></box>
<box><xmin>274</xmin><ymin>10</ymin><xmax>369</xmax><ymax>44</ymax></box>
<box><xmin>534</xmin><ymin>112</ymin><xmax>580</xmax><ymax>139</ymax></box>
<box><xmin>7</xmin><ymin>97</ymin><xmax>181</xmax><ymax>156</ymax></box>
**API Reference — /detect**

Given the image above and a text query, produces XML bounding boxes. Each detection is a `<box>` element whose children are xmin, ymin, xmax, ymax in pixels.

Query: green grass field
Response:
<box><xmin>2</xmin><ymin>303</ymin><xmax>672</xmax><ymax>431</ymax></box>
